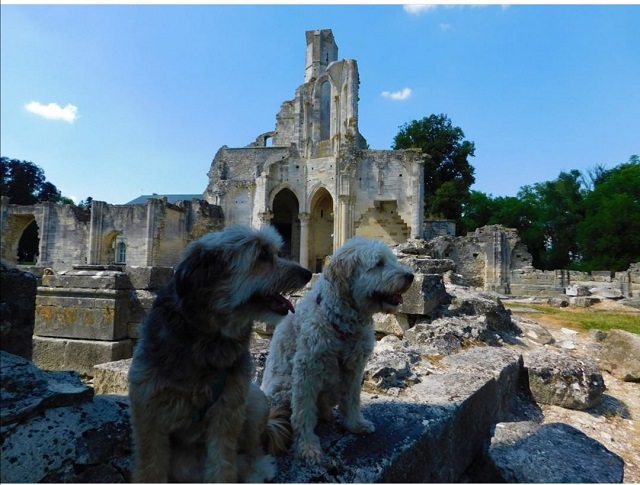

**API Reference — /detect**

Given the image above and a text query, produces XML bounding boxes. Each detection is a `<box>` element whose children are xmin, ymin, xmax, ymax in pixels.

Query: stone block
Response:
<box><xmin>600</xmin><ymin>329</ymin><xmax>640</xmax><ymax>382</ymax></box>
<box><xmin>398</xmin><ymin>273</ymin><xmax>451</xmax><ymax>315</ymax></box>
<box><xmin>273</xmin><ymin>347</ymin><xmax>523</xmax><ymax>482</ymax></box>
<box><xmin>93</xmin><ymin>359</ymin><xmax>132</xmax><ymax>395</ymax></box>
<box><xmin>525</xmin><ymin>350</ymin><xmax>605</xmax><ymax>410</ymax></box>
<box><xmin>35</xmin><ymin>289</ymin><xmax>130</xmax><ymax>340</ymax></box>
<box><xmin>569</xmin><ymin>296</ymin><xmax>599</xmax><ymax>307</ymax></box>
<box><xmin>565</xmin><ymin>284</ymin><xmax>590</xmax><ymax>296</ymax></box>
<box><xmin>32</xmin><ymin>336</ymin><xmax>133</xmax><ymax>377</ymax></box>
<box><xmin>373</xmin><ymin>312</ymin><xmax>411</xmax><ymax>337</ymax></box>
<box><xmin>42</xmin><ymin>270</ymin><xmax>132</xmax><ymax>290</ymax></box>
<box><xmin>125</xmin><ymin>266</ymin><xmax>173</xmax><ymax>290</ymax></box>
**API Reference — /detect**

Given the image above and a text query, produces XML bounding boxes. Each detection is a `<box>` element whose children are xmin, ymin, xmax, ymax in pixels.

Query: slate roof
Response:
<box><xmin>126</xmin><ymin>194</ymin><xmax>204</xmax><ymax>205</ymax></box>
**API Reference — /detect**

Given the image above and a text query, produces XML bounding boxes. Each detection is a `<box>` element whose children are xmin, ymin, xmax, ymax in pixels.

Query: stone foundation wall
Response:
<box><xmin>33</xmin><ymin>265</ymin><xmax>172</xmax><ymax>376</ymax></box>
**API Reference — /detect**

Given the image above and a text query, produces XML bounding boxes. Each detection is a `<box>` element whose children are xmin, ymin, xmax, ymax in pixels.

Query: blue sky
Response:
<box><xmin>1</xmin><ymin>3</ymin><xmax>639</xmax><ymax>205</ymax></box>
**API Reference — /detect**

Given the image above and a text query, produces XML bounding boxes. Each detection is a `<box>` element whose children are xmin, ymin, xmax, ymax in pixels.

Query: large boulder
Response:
<box><xmin>440</xmin><ymin>286</ymin><xmax>519</xmax><ymax>337</ymax></box>
<box><xmin>481</xmin><ymin>421</ymin><xmax>624</xmax><ymax>483</ymax></box>
<box><xmin>0</xmin><ymin>351</ymin><xmax>132</xmax><ymax>483</ymax></box>
<box><xmin>599</xmin><ymin>329</ymin><xmax>640</xmax><ymax>382</ymax></box>
<box><xmin>0</xmin><ymin>262</ymin><xmax>37</xmax><ymax>359</ymax></box>
<box><xmin>525</xmin><ymin>350</ymin><xmax>605</xmax><ymax>410</ymax></box>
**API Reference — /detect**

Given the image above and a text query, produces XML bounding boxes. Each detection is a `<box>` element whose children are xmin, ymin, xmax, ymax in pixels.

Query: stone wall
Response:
<box><xmin>422</xmin><ymin>224</ymin><xmax>638</xmax><ymax>299</ymax></box>
<box><xmin>0</xmin><ymin>196</ymin><xmax>223</xmax><ymax>272</ymax></box>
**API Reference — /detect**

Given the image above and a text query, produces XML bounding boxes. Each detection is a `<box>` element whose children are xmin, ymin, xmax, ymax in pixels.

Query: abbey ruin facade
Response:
<box><xmin>203</xmin><ymin>29</ymin><xmax>424</xmax><ymax>270</ymax></box>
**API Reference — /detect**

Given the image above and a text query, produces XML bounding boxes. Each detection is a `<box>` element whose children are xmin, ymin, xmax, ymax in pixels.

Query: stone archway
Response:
<box><xmin>272</xmin><ymin>188</ymin><xmax>300</xmax><ymax>262</ymax></box>
<box><xmin>309</xmin><ymin>187</ymin><xmax>334</xmax><ymax>273</ymax></box>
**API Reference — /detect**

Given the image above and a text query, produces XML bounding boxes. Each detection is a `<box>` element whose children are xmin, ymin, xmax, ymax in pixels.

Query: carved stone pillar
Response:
<box><xmin>298</xmin><ymin>212</ymin><xmax>310</xmax><ymax>270</ymax></box>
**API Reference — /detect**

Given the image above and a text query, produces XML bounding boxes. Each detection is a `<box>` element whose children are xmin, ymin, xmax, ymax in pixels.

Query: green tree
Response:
<box><xmin>1</xmin><ymin>157</ymin><xmax>62</xmax><ymax>204</ymax></box>
<box><xmin>392</xmin><ymin>114</ymin><xmax>476</xmax><ymax>232</ymax></box>
<box><xmin>576</xmin><ymin>158</ymin><xmax>640</xmax><ymax>271</ymax></box>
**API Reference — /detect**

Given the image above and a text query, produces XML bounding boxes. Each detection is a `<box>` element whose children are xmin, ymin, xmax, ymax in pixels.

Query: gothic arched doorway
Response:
<box><xmin>309</xmin><ymin>188</ymin><xmax>334</xmax><ymax>273</ymax></box>
<box><xmin>272</xmin><ymin>188</ymin><xmax>300</xmax><ymax>262</ymax></box>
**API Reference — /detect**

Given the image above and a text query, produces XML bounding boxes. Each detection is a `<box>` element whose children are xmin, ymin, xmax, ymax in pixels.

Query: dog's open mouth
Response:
<box><xmin>372</xmin><ymin>291</ymin><xmax>404</xmax><ymax>306</ymax></box>
<box><xmin>266</xmin><ymin>293</ymin><xmax>296</xmax><ymax>315</ymax></box>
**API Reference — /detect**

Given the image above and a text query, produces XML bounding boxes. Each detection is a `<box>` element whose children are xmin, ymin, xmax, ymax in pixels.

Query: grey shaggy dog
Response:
<box><xmin>128</xmin><ymin>224</ymin><xmax>312</xmax><ymax>483</ymax></box>
<box><xmin>261</xmin><ymin>235</ymin><xmax>414</xmax><ymax>465</ymax></box>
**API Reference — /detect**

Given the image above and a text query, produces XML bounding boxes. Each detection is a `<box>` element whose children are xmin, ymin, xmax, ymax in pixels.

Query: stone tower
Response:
<box><xmin>204</xmin><ymin>29</ymin><xmax>425</xmax><ymax>271</ymax></box>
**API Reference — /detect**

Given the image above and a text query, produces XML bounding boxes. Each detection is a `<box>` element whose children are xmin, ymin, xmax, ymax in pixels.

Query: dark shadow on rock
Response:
<box><xmin>588</xmin><ymin>393</ymin><xmax>632</xmax><ymax>420</ymax></box>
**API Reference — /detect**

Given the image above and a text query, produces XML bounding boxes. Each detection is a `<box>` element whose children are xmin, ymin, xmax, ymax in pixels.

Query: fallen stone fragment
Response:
<box><xmin>525</xmin><ymin>350</ymin><xmax>605</xmax><ymax>410</ymax></box>
<box><xmin>599</xmin><ymin>329</ymin><xmax>640</xmax><ymax>382</ymax></box>
<box><xmin>482</xmin><ymin>421</ymin><xmax>624</xmax><ymax>483</ymax></box>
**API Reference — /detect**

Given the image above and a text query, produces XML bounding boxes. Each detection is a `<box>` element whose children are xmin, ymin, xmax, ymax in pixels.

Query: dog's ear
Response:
<box><xmin>323</xmin><ymin>249</ymin><xmax>355</xmax><ymax>297</ymax></box>
<box><xmin>174</xmin><ymin>241</ymin><xmax>226</xmax><ymax>301</ymax></box>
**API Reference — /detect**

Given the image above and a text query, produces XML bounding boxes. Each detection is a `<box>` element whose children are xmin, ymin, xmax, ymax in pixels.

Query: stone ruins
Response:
<box><xmin>203</xmin><ymin>29</ymin><xmax>425</xmax><ymax>269</ymax></box>
<box><xmin>1</xmin><ymin>28</ymin><xmax>638</xmax><ymax>483</ymax></box>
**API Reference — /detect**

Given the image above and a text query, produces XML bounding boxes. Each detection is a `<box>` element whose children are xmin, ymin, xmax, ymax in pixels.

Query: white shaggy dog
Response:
<box><xmin>261</xmin><ymin>236</ymin><xmax>414</xmax><ymax>464</ymax></box>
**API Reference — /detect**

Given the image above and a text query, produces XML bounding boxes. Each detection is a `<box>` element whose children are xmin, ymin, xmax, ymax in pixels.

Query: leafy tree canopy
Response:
<box><xmin>1</xmin><ymin>157</ymin><xmax>62</xmax><ymax>205</ymax></box>
<box><xmin>392</xmin><ymin>114</ymin><xmax>476</xmax><ymax>229</ymax></box>
<box><xmin>462</xmin><ymin>155</ymin><xmax>640</xmax><ymax>272</ymax></box>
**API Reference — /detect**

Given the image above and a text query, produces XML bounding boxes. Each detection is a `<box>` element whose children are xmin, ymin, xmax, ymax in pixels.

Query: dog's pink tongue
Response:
<box><xmin>270</xmin><ymin>294</ymin><xmax>295</xmax><ymax>314</ymax></box>
<box><xmin>392</xmin><ymin>294</ymin><xmax>404</xmax><ymax>305</ymax></box>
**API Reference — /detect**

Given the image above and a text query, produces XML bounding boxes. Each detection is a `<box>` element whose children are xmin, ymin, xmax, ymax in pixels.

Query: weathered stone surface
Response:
<box><xmin>404</xmin><ymin>316</ymin><xmax>502</xmax><ymax>355</ymax></box>
<box><xmin>397</xmin><ymin>255</ymin><xmax>457</xmax><ymax>275</ymax></box>
<box><xmin>569</xmin><ymin>295</ymin><xmax>599</xmax><ymax>307</ymax></box>
<box><xmin>373</xmin><ymin>312</ymin><xmax>411</xmax><ymax>337</ymax></box>
<box><xmin>589</xmin><ymin>285</ymin><xmax>624</xmax><ymax>299</ymax></box>
<box><xmin>33</xmin><ymin>335</ymin><xmax>133</xmax><ymax>377</ymax></box>
<box><xmin>398</xmin><ymin>273</ymin><xmax>452</xmax><ymax>316</ymax></box>
<box><xmin>0</xmin><ymin>263</ymin><xmax>37</xmax><ymax>359</ymax></box>
<box><xmin>272</xmin><ymin>347</ymin><xmax>523</xmax><ymax>483</ymax></box>
<box><xmin>93</xmin><ymin>359</ymin><xmax>132</xmax><ymax>395</ymax></box>
<box><xmin>35</xmin><ymin>288</ymin><xmax>130</xmax><ymax>340</ymax></box>
<box><xmin>1</xmin><ymin>351</ymin><xmax>94</xmax><ymax>425</ymax></box>
<box><xmin>483</xmin><ymin>421</ymin><xmax>624</xmax><ymax>483</ymax></box>
<box><xmin>124</xmin><ymin>265</ymin><xmax>173</xmax><ymax>290</ymax></box>
<box><xmin>525</xmin><ymin>350</ymin><xmax>605</xmax><ymax>410</ymax></box>
<box><xmin>599</xmin><ymin>329</ymin><xmax>640</xmax><ymax>382</ymax></box>
<box><xmin>442</xmin><ymin>286</ymin><xmax>518</xmax><ymax>336</ymax></box>
<box><xmin>1</xmin><ymin>351</ymin><xmax>132</xmax><ymax>483</ymax></box>
<box><xmin>42</xmin><ymin>269</ymin><xmax>133</xmax><ymax>290</ymax></box>
<box><xmin>565</xmin><ymin>284</ymin><xmax>590</xmax><ymax>296</ymax></box>
<box><xmin>513</xmin><ymin>317</ymin><xmax>556</xmax><ymax>345</ymax></box>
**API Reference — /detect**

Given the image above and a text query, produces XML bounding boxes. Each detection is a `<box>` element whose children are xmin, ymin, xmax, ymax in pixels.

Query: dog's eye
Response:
<box><xmin>376</xmin><ymin>259</ymin><xmax>385</xmax><ymax>268</ymax></box>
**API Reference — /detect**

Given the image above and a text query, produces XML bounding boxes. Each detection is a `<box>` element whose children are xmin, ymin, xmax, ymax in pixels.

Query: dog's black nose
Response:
<box><xmin>405</xmin><ymin>272</ymin><xmax>414</xmax><ymax>283</ymax></box>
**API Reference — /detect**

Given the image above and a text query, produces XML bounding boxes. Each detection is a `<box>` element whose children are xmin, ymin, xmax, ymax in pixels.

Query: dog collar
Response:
<box><xmin>191</xmin><ymin>368</ymin><xmax>229</xmax><ymax>422</ymax></box>
<box><xmin>316</xmin><ymin>292</ymin><xmax>351</xmax><ymax>341</ymax></box>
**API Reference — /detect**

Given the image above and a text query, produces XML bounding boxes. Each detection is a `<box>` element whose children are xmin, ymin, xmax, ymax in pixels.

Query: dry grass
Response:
<box><xmin>504</xmin><ymin>301</ymin><xmax>640</xmax><ymax>335</ymax></box>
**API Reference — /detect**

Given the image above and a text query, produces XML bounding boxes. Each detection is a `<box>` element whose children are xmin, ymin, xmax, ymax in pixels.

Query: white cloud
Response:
<box><xmin>25</xmin><ymin>101</ymin><xmax>79</xmax><ymax>123</ymax></box>
<box><xmin>403</xmin><ymin>4</ymin><xmax>437</xmax><ymax>15</ymax></box>
<box><xmin>381</xmin><ymin>87</ymin><xmax>412</xmax><ymax>101</ymax></box>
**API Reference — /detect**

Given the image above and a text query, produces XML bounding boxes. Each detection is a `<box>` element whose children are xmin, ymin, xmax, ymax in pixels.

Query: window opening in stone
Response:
<box><xmin>320</xmin><ymin>81</ymin><xmax>331</xmax><ymax>140</ymax></box>
<box><xmin>116</xmin><ymin>242</ymin><xmax>127</xmax><ymax>264</ymax></box>
<box><xmin>17</xmin><ymin>219</ymin><xmax>39</xmax><ymax>264</ymax></box>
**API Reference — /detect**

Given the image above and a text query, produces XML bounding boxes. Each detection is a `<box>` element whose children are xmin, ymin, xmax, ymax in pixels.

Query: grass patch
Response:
<box><xmin>504</xmin><ymin>302</ymin><xmax>640</xmax><ymax>335</ymax></box>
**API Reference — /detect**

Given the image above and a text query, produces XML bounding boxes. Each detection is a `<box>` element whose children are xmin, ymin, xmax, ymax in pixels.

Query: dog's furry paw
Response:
<box><xmin>294</xmin><ymin>437</ymin><xmax>324</xmax><ymax>465</ymax></box>
<box><xmin>344</xmin><ymin>417</ymin><xmax>375</xmax><ymax>434</ymax></box>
